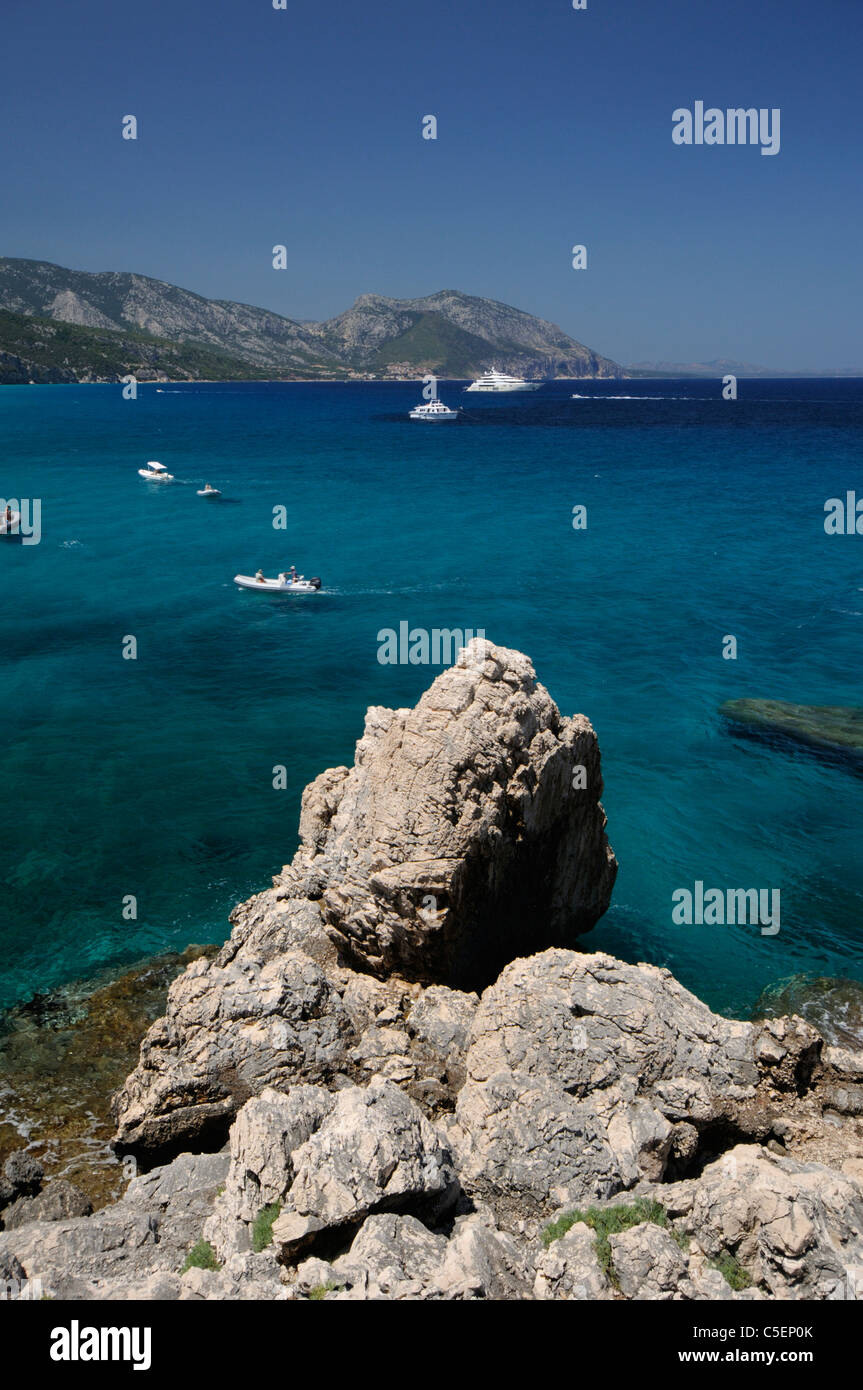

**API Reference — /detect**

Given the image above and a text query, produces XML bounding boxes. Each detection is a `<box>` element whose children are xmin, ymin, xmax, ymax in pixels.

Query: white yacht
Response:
<box><xmin>409</xmin><ymin>398</ymin><xmax>458</xmax><ymax>421</ymax></box>
<box><xmin>138</xmin><ymin>461</ymin><xmax>174</xmax><ymax>481</ymax></box>
<box><xmin>464</xmin><ymin>369</ymin><xmax>542</xmax><ymax>393</ymax></box>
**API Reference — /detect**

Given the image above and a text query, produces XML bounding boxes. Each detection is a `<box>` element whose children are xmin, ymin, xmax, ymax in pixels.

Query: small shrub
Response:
<box><xmin>711</xmin><ymin>1250</ymin><xmax>752</xmax><ymax>1291</ymax></box>
<box><xmin>541</xmin><ymin>1197</ymin><xmax>680</xmax><ymax>1287</ymax></box>
<box><xmin>307</xmin><ymin>1281</ymin><xmax>341</xmax><ymax>1300</ymax></box>
<box><xmin>181</xmin><ymin>1240</ymin><xmax>220</xmax><ymax>1274</ymax></box>
<box><xmin>252</xmin><ymin>1201</ymin><xmax>282</xmax><ymax>1253</ymax></box>
<box><xmin>541</xmin><ymin>1209</ymin><xmax>585</xmax><ymax>1248</ymax></box>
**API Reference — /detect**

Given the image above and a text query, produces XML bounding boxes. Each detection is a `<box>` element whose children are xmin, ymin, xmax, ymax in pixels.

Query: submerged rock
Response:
<box><xmin>0</xmin><ymin>945</ymin><xmax>217</xmax><ymax>1208</ymax></box>
<box><xmin>754</xmin><ymin>975</ymin><xmax>863</xmax><ymax>1051</ymax></box>
<box><xmin>721</xmin><ymin>697</ymin><xmax>863</xmax><ymax>764</ymax></box>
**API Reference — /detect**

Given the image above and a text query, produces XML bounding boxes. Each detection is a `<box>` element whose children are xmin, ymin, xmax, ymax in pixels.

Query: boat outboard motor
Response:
<box><xmin>309</xmin><ymin>577</ymin><xmax>322</xmax><ymax>589</ymax></box>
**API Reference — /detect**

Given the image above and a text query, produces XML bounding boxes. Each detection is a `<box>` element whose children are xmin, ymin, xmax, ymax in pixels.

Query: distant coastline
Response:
<box><xmin>0</xmin><ymin>257</ymin><xmax>621</xmax><ymax>386</ymax></box>
<box><xmin>6</xmin><ymin>372</ymin><xmax>862</xmax><ymax>388</ymax></box>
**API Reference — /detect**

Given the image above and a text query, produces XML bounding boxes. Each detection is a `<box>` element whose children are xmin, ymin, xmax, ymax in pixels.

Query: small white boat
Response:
<box><xmin>0</xmin><ymin>509</ymin><xmax>21</xmax><ymax>535</ymax></box>
<box><xmin>138</xmin><ymin>461</ymin><xmax>174</xmax><ymax>481</ymax></box>
<box><xmin>464</xmin><ymin>369</ymin><xmax>542</xmax><ymax>393</ymax></box>
<box><xmin>197</xmin><ymin>485</ymin><xmax>222</xmax><ymax>497</ymax></box>
<box><xmin>409</xmin><ymin>398</ymin><xmax>458</xmax><ymax>421</ymax></box>
<box><xmin>234</xmin><ymin>571</ymin><xmax>322</xmax><ymax>594</ymax></box>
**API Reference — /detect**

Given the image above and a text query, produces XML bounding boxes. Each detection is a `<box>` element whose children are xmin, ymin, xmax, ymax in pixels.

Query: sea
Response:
<box><xmin>1</xmin><ymin>376</ymin><xmax>861</xmax><ymax>1025</ymax></box>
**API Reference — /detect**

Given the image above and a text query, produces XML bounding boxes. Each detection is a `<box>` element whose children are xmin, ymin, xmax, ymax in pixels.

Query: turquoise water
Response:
<box><xmin>1</xmin><ymin>378</ymin><xmax>861</xmax><ymax>1018</ymax></box>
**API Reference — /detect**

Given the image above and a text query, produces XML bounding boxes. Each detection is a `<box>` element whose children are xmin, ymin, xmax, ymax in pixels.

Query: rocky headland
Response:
<box><xmin>2</xmin><ymin>641</ymin><xmax>863</xmax><ymax>1301</ymax></box>
<box><xmin>0</xmin><ymin>258</ymin><xmax>622</xmax><ymax>382</ymax></box>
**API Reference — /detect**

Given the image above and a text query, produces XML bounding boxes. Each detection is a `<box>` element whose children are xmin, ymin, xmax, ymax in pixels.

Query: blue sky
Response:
<box><xmin>2</xmin><ymin>0</ymin><xmax>861</xmax><ymax>367</ymax></box>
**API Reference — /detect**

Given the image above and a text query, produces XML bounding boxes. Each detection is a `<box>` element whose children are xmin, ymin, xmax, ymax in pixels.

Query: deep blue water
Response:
<box><xmin>1</xmin><ymin>377</ymin><xmax>861</xmax><ymax>1019</ymax></box>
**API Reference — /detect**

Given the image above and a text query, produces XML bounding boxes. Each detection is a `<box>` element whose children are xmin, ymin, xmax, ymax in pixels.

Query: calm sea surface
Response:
<box><xmin>1</xmin><ymin>377</ymin><xmax>861</xmax><ymax>1019</ymax></box>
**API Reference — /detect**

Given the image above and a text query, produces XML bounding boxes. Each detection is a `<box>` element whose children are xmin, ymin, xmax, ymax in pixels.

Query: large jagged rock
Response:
<box><xmin>33</xmin><ymin>637</ymin><xmax>860</xmax><ymax>1303</ymax></box>
<box><xmin>205</xmin><ymin>1077</ymin><xmax>459</xmax><ymax>1269</ymax></box>
<box><xmin>298</xmin><ymin>639</ymin><xmax>616</xmax><ymax>986</ymax></box>
<box><xmin>662</xmin><ymin>1145</ymin><xmax>863</xmax><ymax>1300</ymax></box>
<box><xmin>6</xmin><ymin>973</ymin><xmax>863</xmax><ymax>1301</ymax></box>
<box><xmin>2</xmin><ymin>1179</ymin><xmax>92</xmax><ymax>1231</ymax></box>
<box><xmin>113</xmin><ymin>640</ymin><xmax>616</xmax><ymax>1160</ymax></box>
<box><xmin>0</xmin><ymin>1151</ymin><xmax>229</xmax><ymax>1301</ymax></box>
<box><xmin>450</xmin><ymin>949</ymin><xmax>762</xmax><ymax>1218</ymax></box>
<box><xmin>289</xmin><ymin>1208</ymin><xmax>532</xmax><ymax>1301</ymax></box>
<box><xmin>533</xmin><ymin>1222</ymin><xmax>613</xmax><ymax>1300</ymax></box>
<box><xmin>270</xmin><ymin>1079</ymin><xmax>458</xmax><ymax>1257</ymax></box>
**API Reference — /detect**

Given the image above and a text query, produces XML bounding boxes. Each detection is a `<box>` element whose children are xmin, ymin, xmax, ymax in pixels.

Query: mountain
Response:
<box><xmin>627</xmin><ymin>358</ymin><xmax>863</xmax><ymax>378</ymax></box>
<box><xmin>0</xmin><ymin>308</ymin><xmax>268</xmax><ymax>385</ymax></box>
<box><xmin>0</xmin><ymin>259</ymin><xmax>338</xmax><ymax>376</ymax></box>
<box><xmin>0</xmin><ymin>258</ymin><xmax>622</xmax><ymax>381</ymax></box>
<box><xmin>315</xmin><ymin>290</ymin><xmax>619</xmax><ymax>378</ymax></box>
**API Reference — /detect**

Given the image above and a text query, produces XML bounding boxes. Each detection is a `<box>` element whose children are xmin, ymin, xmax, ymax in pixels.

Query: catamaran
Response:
<box><xmin>464</xmin><ymin>369</ymin><xmax>542</xmax><ymax>393</ymax></box>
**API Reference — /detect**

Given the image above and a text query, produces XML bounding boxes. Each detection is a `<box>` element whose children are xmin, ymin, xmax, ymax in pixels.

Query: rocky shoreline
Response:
<box><xmin>2</xmin><ymin>641</ymin><xmax>862</xmax><ymax>1301</ymax></box>
<box><xmin>0</xmin><ymin>946</ymin><xmax>217</xmax><ymax>1210</ymax></box>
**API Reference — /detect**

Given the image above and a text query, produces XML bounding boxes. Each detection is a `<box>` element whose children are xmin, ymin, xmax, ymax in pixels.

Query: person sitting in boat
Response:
<box><xmin>4</xmin><ymin>506</ymin><xmax>12</xmax><ymax>523</ymax></box>
<box><xmin>289</xmin><ymin>565</ymin><xmax>297</xmax><ymax>582</ymax></box>
<box><xmin>255</xmin><ymin>568</ymin><xmax>265</xmax><ymax>583</ymax></box>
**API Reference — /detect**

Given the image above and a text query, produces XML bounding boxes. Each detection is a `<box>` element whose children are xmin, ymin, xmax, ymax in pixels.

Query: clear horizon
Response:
<box><xmin>3</xmin><ymin>0</ymin><xmax>861</xmax><ymax>369</ymax></box>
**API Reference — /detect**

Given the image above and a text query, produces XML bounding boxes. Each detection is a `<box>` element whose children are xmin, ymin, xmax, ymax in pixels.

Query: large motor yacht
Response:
<box><xmin>464</xmin><ymin>369</ymin><xmax>542</xmax><ymax>393</ymax></box>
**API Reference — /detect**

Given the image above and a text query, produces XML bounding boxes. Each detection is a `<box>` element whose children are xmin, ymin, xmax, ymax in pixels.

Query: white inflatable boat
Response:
<box><xmin>138</xmin><ymin>461</ymin><xmax>174</xmax><ymax>481</ymax></box>
<box><xmin>197</xmin><ymin>485</ymin><xmax>222</xmax><ymax>497</ymax></box>
<box><xmin>234</xmin><ymin>572</ymin><xmax>322</xmax><ymax>594</ymax></box>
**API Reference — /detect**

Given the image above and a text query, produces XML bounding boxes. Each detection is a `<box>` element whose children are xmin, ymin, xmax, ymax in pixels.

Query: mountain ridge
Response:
<box><xmin>0</xmin><ymin>257</ymin><xmax>622</xmax><ymax>381</ymax></box>
<box><xmin>628</xmin><ymin>357</ymin><xmax>863</xmax><ymax>379</ymax></box>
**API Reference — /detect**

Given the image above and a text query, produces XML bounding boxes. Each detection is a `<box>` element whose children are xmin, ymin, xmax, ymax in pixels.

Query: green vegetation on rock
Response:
<box><xmin>307</xmin><ymin>1281</ymin><xmax>341</xmax><ymax>1300</ymax></box>
<box><xmin>251</xmin><ymin>1201</ymin><xmax>282</xmax><ymax>1253</ymax></box>
<box><xmin>0</xmin><ymin>308</ymin><xmax>268</xmax><ymax>385</ymax></box>
<box><xmin>710</xmin><ymin>1250</ymin><xmax>752</xmax><ymax>1290</ymax></box>
<box><xmin>181</xmin><ymin>1240</ymin><xmax>220</xmax><ymax>1273</ymax></box>
<box><xmin>542</xmin><ymin>1197</ymin><xmax>686</xmax><ymax>1286</ymax></box>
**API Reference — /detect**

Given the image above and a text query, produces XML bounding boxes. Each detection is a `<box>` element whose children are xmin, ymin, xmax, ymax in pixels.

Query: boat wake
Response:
<box><xmin>570</xmin><ymin>393</ymin><xmax>713</xmax><ymax>400</ymax></box>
